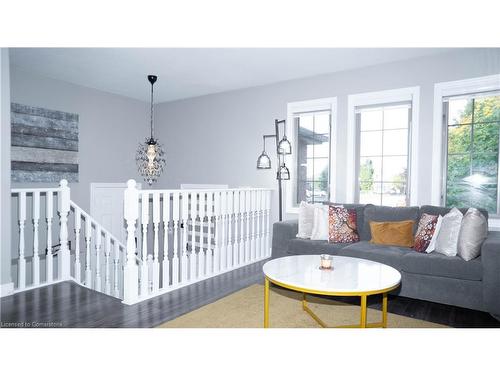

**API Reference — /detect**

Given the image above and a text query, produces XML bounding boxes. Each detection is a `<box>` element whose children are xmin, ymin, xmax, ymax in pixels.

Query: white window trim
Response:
<box><xmin>285</xmin><ymin>97</ymin><xmax>337</xmax><ymax>214</ymax></box>
<box><xmin>432</xmin><ymin>74</ymin><xmax>500</xmax><ymax>230</ymax></box>
<box><xmin>346</xmin><ymin>86</ymin><xmax>420</xmax><ymax>205</ymax></box>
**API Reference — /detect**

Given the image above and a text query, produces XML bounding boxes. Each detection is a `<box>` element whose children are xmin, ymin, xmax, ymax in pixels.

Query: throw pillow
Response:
<box><xmin>310</xmin><ymin>205</ymin><xmax>330</xmax><ymax>240</ymax></box>
<box><xmin>413</xmin><ymin>213</ymin><xmax>439</xmax><ymax>252</ymax></box>
<box><xmin>425</xmin><ymin>215</ymin><xmax>443</xmax><ymax>253</ymax></box>
<box><xmin>457</xmin><ymin>208</ymin><xmax>488</xmax><ymax>261</ymax></box>
<box><xmin>296</xmin><ymin>201</ymin><xmax>319</xmax><ymax>239</ymax></box>
<box><xmin>434</xmin><ymin>207</ymin><xmax>463</xmax><ymax>257</ymax></box>
<box><xmin>369</xmin><ymin>220</ymin><xmax>415</xmax><ymax>247</ymax></box>
<box><xmin>328</xmin><ymin>206</ymin><xmax>360</xmax><ymax>243</ymax></box>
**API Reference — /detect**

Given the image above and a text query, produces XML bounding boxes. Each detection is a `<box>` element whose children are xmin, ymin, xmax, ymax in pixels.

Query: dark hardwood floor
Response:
<box><xmin>1</xmin><ymin>260</ymin><xmax>499</xmax><ymax>328</ymax></box>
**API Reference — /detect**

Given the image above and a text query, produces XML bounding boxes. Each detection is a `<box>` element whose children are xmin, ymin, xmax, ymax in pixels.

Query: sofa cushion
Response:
<box><xmin>402</xmin><ymin>251</ymin><xmax>482</xmax><ymax>281</ymax></box>
<box><xmin>287</xmin><ymin>238</ymin><xmax>348</xmax><ymax>256</ymax></box>
<box><xmin>337</xmin><ymin>241</ymin><xmax>412</xmax><ymax>270</ymax></box>
<box><xmin>420</xmin><ymin>205</ymin><xmax>489</xmax><ymax>221</ymax></box>
<box><xmin>325</xmin><ymin>203</ymin><xmax>366</xmax><ymax>241</ymax></box>
<box><xmin>361</xmin><ymin>204</ymin><xmax>420</xmax><ymax>241</ymax></box>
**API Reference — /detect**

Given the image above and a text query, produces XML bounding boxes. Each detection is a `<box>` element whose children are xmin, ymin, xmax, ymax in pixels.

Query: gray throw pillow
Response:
<box><xmin>457</xmin><ymin>208</ymin><xmax>488</xmax><ymax>261</ymax></box>
<box><xmin>435</xmin><ymin>207</ymin><xmax>463</xmax><ymax>257</ymax></box>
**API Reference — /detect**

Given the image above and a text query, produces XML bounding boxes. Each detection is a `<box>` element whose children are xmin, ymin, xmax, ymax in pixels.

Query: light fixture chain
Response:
<box><xmin>150</xmin><ymin>80</ymin><xmax>154</xmax><ymax>139</ymax></box>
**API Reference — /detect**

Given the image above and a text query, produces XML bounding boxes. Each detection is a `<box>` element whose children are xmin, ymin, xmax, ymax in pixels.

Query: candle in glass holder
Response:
<box><xmin>320</xmin><ymin>254</ymin><xmax>333</xmax><ymax>269</ymax></box>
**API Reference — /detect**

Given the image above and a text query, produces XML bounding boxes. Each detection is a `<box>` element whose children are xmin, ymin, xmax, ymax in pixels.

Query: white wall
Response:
<box><xmin>1</xmin><ymin>48</ymin><xmax>12</xmax><ymax>289</ymax></box>
<box><xmin>154</xmin><ymin>48</ymin><xmax>500</xmax><ymax>220</ymax></box>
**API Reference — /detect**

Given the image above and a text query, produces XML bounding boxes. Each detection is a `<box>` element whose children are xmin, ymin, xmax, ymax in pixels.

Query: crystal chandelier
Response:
<box><xmin>136</xmin><ymin>75</ymin><xmax>166</xmax><ymax>185</ymax></box>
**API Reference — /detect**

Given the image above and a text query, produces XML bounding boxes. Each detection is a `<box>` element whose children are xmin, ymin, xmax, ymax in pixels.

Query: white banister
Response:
<box><xmin>172</xmin><ymin>192</ymin><xmax>180</xmax><ymax>285</ymax></box>
<box><xmin>181</xmin><ymin>192</ymin><xmax>189</xmax><ymax>282</ymax></box>
<box><xmin>113</xmin><ymin>241</ymin><xmax>120</xmax><ymax>298</ymax></box>
<box><xmin>213</xmin><ymin>192</ymin><xmax>221</xmax><ymax>273</ymax></box>
<box><xmin>152</xmin><ymin>192</ymin><xmax>160</xmax><ymax>292</ymax></box>
<box><xmin>105</xmin><ymin>232</ymin><xmax>111</xmax><ymax>295</ymax></box>
<box><xmin>239</xmin><ymin>191</ymin><xmax>245</xmax><ymax>265</ymax></box>
<box><xmin>123</xmin><ymin>179</ymin><xmax>139</xmax><ymax>304</ymax></box>
<box><xmin>74</xmin><ymin>207</ymin><xmax>82</xmax><ymax>283</ymax></box>
<box><xmin>18</xmin><ymin>192</ymin><xmax>26</xmax><ymax>290</ymax></box>
<box><xmin>46</xmin><ymin>191</ymin><xmax>54</xmax><ymax>283</ymax></box>
<box><xmin>84</xmin><ymin>215</ymin><xmax>92</xmax><ymax>288</ymax></box>
<box><xmin>198</xmin><ymin>192</ymin><xmax>206</xmax><ymax>277</ymax></box>
<box><xmin>162</xmin><ymin>192</ymin><xmax>170</xmax><ymax>289</ymax></box>
<box><xmin>220</xmin><ymin>191</ymin><xmax>227</xmax><ymax>271</ymax></box>
<box><xmin>95</xmin><ymin>224</ymin><xmax>102</xmax><ymax>292</ymax></box>
<box><xmin>206</xmin><ymin>192</ymin><xmax>214</xmax><ymax>274</ymax></box>
<box><xmin>57</xmin><ymin>179</ymin><xmax>71</xmax><ymax>280</ymax></box>
<box><xmin>140</xmin><ymin>191</ymin><xmax>149</xmax><ymax>296</ymax></box>
<box><xmin>189</xmin><ymin>191</ymin><xmax>196</xmax><ymax>280</ymax></box>
<box><xmin>32</xmin><ymin>191</ymin><xmax>40</xmax><ymax>286</ymax></box>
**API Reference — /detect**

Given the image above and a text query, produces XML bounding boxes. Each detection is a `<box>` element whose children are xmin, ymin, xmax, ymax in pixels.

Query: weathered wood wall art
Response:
<box><xmin>11</xmin><ymin>103</ymin><xmax>79</xmax><ymax>182</ymax></box>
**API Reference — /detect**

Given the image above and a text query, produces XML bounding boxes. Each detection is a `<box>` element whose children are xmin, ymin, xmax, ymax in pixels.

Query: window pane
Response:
<box><xmin>381</xmin><ymin>182</ymin><xmax>407</xmax><ymax>207</ymax></box>
<box><xmin>297</xmin><ymin>181</ymin><xmax>313</xmax><ymax>204</ymax></box>
<box><xmin>446</xmin><ymin>183</ymin><xmax>471</xmax><ymax>207</ymax></box>
<box><xmin>360</xmin><ymin>130</ymin><xmax>382</xmax><ymax>156</ymax></box>
<box><xmin>448</xmin><ymin>98</ymin><xmax>472</xmax><ymax>125</ymax></box>
<box><xmin>314</xmin><ymin>138</ymin><xmax>330</xmax><ymax>157</ymax></box>
<box><xmin>473</xmin><ymin>95</ymin><xmax>500</xmax><ymax>122</ymax></box>
<box><xmin>448</xmin><ymin>125</ymin><xmax>471</xmax><ymax>154</ymax></box>
<box><xmin>314</xmin><ymin>113</ymin><xmax>330</xmax><ymax>134</ymax></box>
<box><xmin>312</xmin><ymin>181</ymin><xmax>329</xmax><ymax>202</ymax></box>
<box><xmin>383</xmin><ymin>129</ymin><xmax>408</xmax><ymax>156</ymax></box>
<box><xmin>447</xmin><ymin>154</ymin><xmax>471</xmax><ymax>182</ymax></box>
<box><xmin>382</xmin><ymin>156</ymin><xmax>407</xmax><ymax>182</ymax></box>
<box><xmin>298</xmin><ymin>115</ymin><xmax>314</xmax><ymax>132</ymax></box>
<box><xmin>473</xmin><ymin>123</ymin><xmax>499</xmax><ymax>154</ymax></box>
<box><xmin>313</xmin><ymin>158</ymin><xmax>329</xmax><ymax>181</ymax></box>
<box><xmin>360</xmin><ymin>110</ymin><xmax>382</xmax><ymax>131</ymax></box>
<box><xmin>384</xmin><ymin>107</ymin><xmax>409</xmax><ymax>129</ymax></box>
<box><xmin>472</xmin><ymin>152</ymin><xmax>498</xmax><ymax>179</ymax></box>
<box><xmin>359</xmin><ymin>182</ymin><xmax>382</xmax><ymax>205</ymax></box>
<box><xmin>360</xmin><ymin>157</ymin><xmax>382</xmax><ymax>182</ymax></box>
<box><xmin>470</xmin><ymin>184</ymin><xmax>497</xmax><ymax>213</ymax></box>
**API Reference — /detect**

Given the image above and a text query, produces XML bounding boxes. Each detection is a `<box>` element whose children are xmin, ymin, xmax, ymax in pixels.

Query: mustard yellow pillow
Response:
<box><xmin>369</xmin><ymin>220</ymin><xmax>415</xmax><ymax>247</ymax></box>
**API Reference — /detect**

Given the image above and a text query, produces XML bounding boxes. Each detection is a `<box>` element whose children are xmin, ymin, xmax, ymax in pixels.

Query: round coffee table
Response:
<box><xmin>262</xmin><ymin>255</ymin><xmax>401</xmax><ymax>328</ymax></box>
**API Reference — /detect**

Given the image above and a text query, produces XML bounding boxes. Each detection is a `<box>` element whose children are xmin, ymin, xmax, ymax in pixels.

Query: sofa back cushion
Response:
<box><xmin>420</xmin><ymin>205</ymin><xmax>489</xmax><ymax>221</ymax></box>
<box><xmin>325</xmin><ymin>203</ymin><xmax>366</xmax><ymax>239</ymax></box>
<box><xmin>361</xmin><ymin>204</ymin><xmax>420</xmax><ymax>241</ymax></box>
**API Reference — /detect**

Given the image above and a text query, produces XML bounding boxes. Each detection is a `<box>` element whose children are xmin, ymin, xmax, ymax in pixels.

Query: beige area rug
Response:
<box><xmin>158</xmin><ymin>284</ymin><xmax>447</xmax><ymax>328</ymax></box>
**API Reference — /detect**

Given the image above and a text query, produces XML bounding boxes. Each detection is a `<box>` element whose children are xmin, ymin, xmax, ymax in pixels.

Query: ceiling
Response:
<box><xmin>10</xmin><ymin>48</ymin><xmax>454</xmax><ymax>103</ymax></box>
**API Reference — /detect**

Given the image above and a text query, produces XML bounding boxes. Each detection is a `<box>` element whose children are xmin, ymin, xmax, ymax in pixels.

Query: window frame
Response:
<box><xmin>441</xmin><ymin>92</ymin><xmax>500</xmax><ymax>216</ymax></box>
<box><xmin>285</xmin><ymin>97</ymin><xmax>337</xmax><ymax>214</ymax></box>
<box><xmin>346</xmin><ymin>87</ymin><xmax>420</xmax><ymax>205</ymax></box>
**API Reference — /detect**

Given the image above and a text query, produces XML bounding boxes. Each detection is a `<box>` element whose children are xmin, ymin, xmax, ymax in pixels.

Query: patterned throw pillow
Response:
<box><xmin>413</xmin><ymin>213</ymin><xmax>439</xmax><ymax>252</ymax></box>
<box><xmin>328</xmin><ymin>206</ymin><xmax>360</xmax><ymax>243</ymax></box>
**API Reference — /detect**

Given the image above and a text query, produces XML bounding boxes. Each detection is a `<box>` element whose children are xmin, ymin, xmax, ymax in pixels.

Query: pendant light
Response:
<box><xmin>136</xmin><ymin>75</ymin><xmax>166</xmax><ymax>185</ymax></box>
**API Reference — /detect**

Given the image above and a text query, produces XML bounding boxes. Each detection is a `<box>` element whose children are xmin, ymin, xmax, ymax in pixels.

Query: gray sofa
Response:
<box><xmin>272</xmin><ymin>204</ymin><xmax>500</xmax><ymax>319</ymax></box>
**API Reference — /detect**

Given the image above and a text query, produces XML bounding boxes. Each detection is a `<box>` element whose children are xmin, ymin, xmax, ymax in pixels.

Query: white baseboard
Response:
<box><xmin>0</xmin><ymin>282</ymin><xmax>14</xmax><ymax>297</ymax></box>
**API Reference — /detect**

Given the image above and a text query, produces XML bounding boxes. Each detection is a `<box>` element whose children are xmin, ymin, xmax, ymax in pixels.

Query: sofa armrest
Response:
<box><xmin>271</xmin><ymin>220</ymin><xmax>298</xmax><ymax>258</ymax></box>
<box><xmin>482</xmin><ymin>232</ymin><xmax>500</xmax><ymax>316</ymax></box>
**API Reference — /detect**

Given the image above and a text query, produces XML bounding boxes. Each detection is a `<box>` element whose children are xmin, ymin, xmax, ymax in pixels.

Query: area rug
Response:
<box><xmin>158</xmin><ymin>284</ymin><xmax>447</xmax><ymax>328</ymax></box>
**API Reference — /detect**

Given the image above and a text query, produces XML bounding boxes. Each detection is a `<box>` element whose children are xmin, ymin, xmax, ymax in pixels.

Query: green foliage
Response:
<box><xmin>359</xmin><ymin>159</ymin><xmax>374</xmax><ymax>191</ymax></box>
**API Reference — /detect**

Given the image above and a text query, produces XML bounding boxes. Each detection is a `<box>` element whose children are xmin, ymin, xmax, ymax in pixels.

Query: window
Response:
<box><xmin>443</xmin><ymin>92</ymin><xmax>500</xmax><ymax>214</ymax></box>
<box><xmin>355</xmin><ymin>103</ymin><xmax>412</xmax><ymax>206</ymax></box>
<box><xmin>286</xmin><ymin>97</ymin><xmax>336</xmax><ymax>213</ymax></box>
<box><xmin>294</xmin><ymin>111</ymin><xmax>331</xmax><ymax>204</ymax></box>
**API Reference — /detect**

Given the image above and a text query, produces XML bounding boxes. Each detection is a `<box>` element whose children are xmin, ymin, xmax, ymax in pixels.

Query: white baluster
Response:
<box><xmin>213</xmin><ymin>192</ymin><xmax>221</xmax><ymax>273</ymax></box>
<box><xmin>123</xmin><ymin>179</ymin><xmax>139</xmax><ymax>304</ymax></box>
<box><xmin>220</xmin><ymin>191</ymin><xmax>227</xmax><ymax>271</ymax></box>
<box><xmin>140</xmin><ymin>192</ymin><xmax>149</xmax><ymax>296</ymax></box>
<box><xmin>152</xmin><ymin>192</ymin><xmax>160</xmax><ymax>292</ymax></box>
<box><xmin>198</xmin><ymin>192</ymin><xmax>206</xmax><ymax>277</ymax></box>
<box><xmin>74</xmin><ymin>207</ymin><xmax>82</xmax><ymax>283</ymax></box>
<box><xmin>250</xmin><ymin>190</ymin><xmax>257</xmax><ymax>262</ymax></box>
<box><xmin>95</xmin><ymin>225</ymin><xmax>102</xmax><ymax>292</ymax></box>
<box><xmin>46</xmin><ymin>191</ymin><xmax>54</xmax><ymax>283</ymax></box>
<box><xmin>233</xmin><ymin>190</ymin><xmax>240</xmax><ymax>266</ymax></box>
<box><xmin>172</xmin><ymin>192</ymin><xmax>180</xmax><ymax>285</ymax></box>
<box><xmin>18</xmin><ymin>192</ymin><xmax>26</xmax><ymax>289</ymax></box>
<box><xmin>206</xmin><ymin>192</ymin><xmax>213</xmax><ymax>275</ymax></box>
<box><xmin>226</xmin><ymin>191</ymin><xmax>233</xmax><ymax>269</ymax></box>
<box><xmin>189</xmin><ymin>192</ymin><xmax>197</xmax><ymax>280</ymax></box>
<box><xmin>266</xmin><ymin>190</ymin><xmax>271</xmax><ymax>257</ymax></box>
<box><xmin>245</xmin><ymin>190</ymin><xmax>251</xmax><ymax>263</ymax></box>
<box><xmin>259</xmin><ymin>190</ymin><xmax>266</xmax><ymax>259</ymax></box>
<box><xmin>162</xmin><ymin>192</ymin><xmax>171</xmax><ymax>289</ymax></box>
<box><xmin>181</xmin><ymin>192</ymin><xmax>189</xmax><ymax>283</ymax></box>
<box><xmin>57</xmin><ymin>179</ymin><xmax>71</xmax><ymax>280</ymax></box>
<box><xmin>84</xmin><ymin>217</ymin><xmax>92</xmax><ymax>288</ymax></box>
<box><xmin>104</xmin><ymin>233</ymin><xmax>111</xmax><ymax>295</ymax></box>
<box><xmin>239</xmin><ymin>190</ymin><xmax>245</xmax><ymax>264</ymax></box>
<box><xmin>32</xmin><ymin>192</ymin><xmax>40</xmax><ymax>286</ymax></box>
<box><xmin>113</xmin><ymin>241</ymin><xmax>120</xmax><ymax>298</ymax></box>
<box><xmin>255</xmin><ymin>190</ymin><xmax>262</xmax><ymax>260</ymax></box>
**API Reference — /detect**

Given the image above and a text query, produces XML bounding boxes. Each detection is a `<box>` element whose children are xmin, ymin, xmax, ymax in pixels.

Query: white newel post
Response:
<box><xmin>58</xmin><ymin>179</ymin><xmax>71</xmax><ymax>280</ymax></box>
<box><xmin>123</xmin><ymin>179</ymin><xmax>139</xmax><ymax>304</ymax></box>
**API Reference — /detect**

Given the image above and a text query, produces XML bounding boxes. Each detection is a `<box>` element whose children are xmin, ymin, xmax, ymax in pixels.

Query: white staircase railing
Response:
<box><xmin>122</xmin><ymin>180</ymin><xmax>272</xmax><ymax>304</ymax></box>
<box><xmin>9</xmin><ymin>179</ymin><xmax>272</xmax><ymax>305</ymax></box>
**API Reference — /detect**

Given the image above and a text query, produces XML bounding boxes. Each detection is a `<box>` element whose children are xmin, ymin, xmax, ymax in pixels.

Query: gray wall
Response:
<box><xmin>9</xmin><ymin>66</ymin><xmax>150</xmax><ymax>210</ymax></box>
<box><xmin>154</xmin><ymin>48</ymin><xmax>500</xmax><ymax>220</ymax></box>
<box><xmin>1</xmin><ymin>48</ymin><xmax>12</xmax><ymax>287</ymax></box>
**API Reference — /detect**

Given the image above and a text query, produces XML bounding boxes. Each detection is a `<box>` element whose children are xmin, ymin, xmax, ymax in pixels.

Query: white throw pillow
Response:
<box><xmin>457</xmin><ymin>208</ymin><xmax>488</xmax><ymax>261</ymax></box>
<box><xmin>434</xmin><ymin>208</ymin><xmax>463</xmax><ymax>257</ymax></box>
<box><xmin>425</xmin><ymin>215</ymin><xmax>443</xmax><ymax>253</ymax></box>
<box><xmin>310</xmin><ymin>205</ymin><xmax>329</xmax><ymax>240</ymax></box>
<box><xmin>296</xmin><ymin>201</ymin><xmax>320</xmax><ymax>239</ymax></box>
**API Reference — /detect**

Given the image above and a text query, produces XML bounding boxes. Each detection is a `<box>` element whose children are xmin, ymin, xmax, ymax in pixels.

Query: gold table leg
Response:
<box><xmin>360</xmin><ymin>295</ymin><xmax>367</xmax><ymax>328</ymax></box>
<box><xmin>382</xmin><ymin>293</ymin><xmax>388</xmax><ymax>328</ymax></box>
<box><xmin>264</xmin><ymin>278</ymin><xmax>270</xmax><ymax>328</ymax></box>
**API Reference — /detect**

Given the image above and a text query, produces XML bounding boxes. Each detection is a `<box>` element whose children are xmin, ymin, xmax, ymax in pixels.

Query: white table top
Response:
<box><xmin>263</xmin><ymin>255</ymin><xmax>401</xmax><ymax>295</ymax></box>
